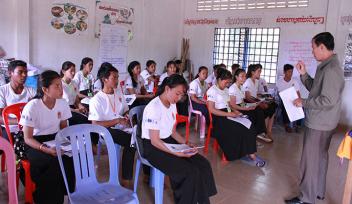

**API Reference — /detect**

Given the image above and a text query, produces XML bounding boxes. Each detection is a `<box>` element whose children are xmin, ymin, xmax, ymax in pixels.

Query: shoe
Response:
<box><xmin>284</xmin><ymin>197</ymin><xmax>311</xmax><ymax>204</ymax></box>
<box><xmin>257</xmin><ymin>133</ymin><xmax>273</xmax><ymax>143</ymax></box>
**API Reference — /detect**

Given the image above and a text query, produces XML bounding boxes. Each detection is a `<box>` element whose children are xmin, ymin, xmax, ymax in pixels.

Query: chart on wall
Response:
<box><xmin>95</xmin><ymin>1</ymin><xmax>134</xmax><ymax>40</ymax></box>
<box><xmin>50</xmin><ymin>3</ymin><xmax>88</xmax><ymax>35</ymax></box>
<box><xmin>344</xmin><ymin>31</ymin><xmax>352</xmax><ymax>79</ymax></box>
<box><xmin>99</xmin><ymin>24</ymin><xmax>128</xmax><ymax>74</ymax></box>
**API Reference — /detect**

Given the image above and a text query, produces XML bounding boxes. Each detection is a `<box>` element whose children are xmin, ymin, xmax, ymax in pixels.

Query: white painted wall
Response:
<box><xmin>0</xmin><ymin>0</ymin><xmax>16</xmax><ymax>59</ymax></box>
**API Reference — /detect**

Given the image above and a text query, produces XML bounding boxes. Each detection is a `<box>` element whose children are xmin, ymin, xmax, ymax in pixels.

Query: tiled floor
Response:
<box><xmin>0</xmin><ymin>124</ymin><xmax>350</xmax><ymax>204</ymax></box>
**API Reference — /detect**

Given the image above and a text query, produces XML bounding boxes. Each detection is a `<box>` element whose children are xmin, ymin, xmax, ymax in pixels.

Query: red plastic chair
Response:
<box><xmin>204</xmin><ymin>98</ymin><xmax>227</xmax><ymax>162</ymax></box>
<box><xmin>0</xmin><ymin>136</ymin><xmax>18</xmax><ymax>204</ymax></box>
<box><xmin>2</xmin><ymin>102</ymin><xmax>35</xmax><ymax>204</ymax></box>
<box><xmin>175</xmin><ymin>114</ymin><xmax>190</xmax><ymax>142</ymax></box>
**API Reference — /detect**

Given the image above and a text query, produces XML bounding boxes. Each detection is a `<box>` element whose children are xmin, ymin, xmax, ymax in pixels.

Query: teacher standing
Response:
<box><xmin>285</xmin><ymin>32</ymin><xmax>345</xmax><ymax>204</ymax></box>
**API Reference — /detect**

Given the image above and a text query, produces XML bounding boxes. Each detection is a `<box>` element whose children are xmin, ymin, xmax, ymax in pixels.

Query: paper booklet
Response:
<box><xmin>124</xmin><ymin>94</ymin><xmax>136</xmax><ymax>106</ymax></box>
<box><xmin>164</xmin><ymin>143</ymin><xmax>204</xmax><ymax>153</ymax></box>
<box><xmin>44</xmin><ymin>140</ymin><xmax>72</xmax><ymax>157</ymax></box>
<box><xmin>227</xmin><ymin>115</ymin><xmax>252</xmax><ymax>129</ymax></box>
<box><xmin>279</xmin><ymin>86</ymin><xmax>305</xmax><ymax>122</ymax></box>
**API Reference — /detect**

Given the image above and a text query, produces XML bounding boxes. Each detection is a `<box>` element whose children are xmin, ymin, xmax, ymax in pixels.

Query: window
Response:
<box><xmin>213</xmin><ymin>27</ymin><xmax>280</xmax><ymax>83</ymax></box>
<box><xmin>197</xmin><ymin>0</ymin><xmax>309</xmax><ymax>11</ymax></box>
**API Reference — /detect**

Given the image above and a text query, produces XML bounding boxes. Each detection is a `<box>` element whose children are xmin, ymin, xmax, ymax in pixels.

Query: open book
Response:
<box><xmin>164</xmin><ymin>143</ymin><xmax>204</xmax><ymax>153</ymax></box>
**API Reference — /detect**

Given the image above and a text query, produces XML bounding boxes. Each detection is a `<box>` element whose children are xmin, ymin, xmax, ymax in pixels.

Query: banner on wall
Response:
<box><xmin>50</xmin><ymin>3</ymin><xmax>88</xmax><ymax>35</ymax></box>
<box><xmin>99</xmin><ymin>24</ymin><xmax>128</xmax><ymax>74</ymax></box>
<box><xmin>344</xmin><ymin>31</ymin><xmax>352</xmax><ymax>79</ymax></box>
<box><xmin>95</xmin><ymin>1</ymin><xmax>134</xmax><ymax>39</ymax></box>
<box><xmin>276</xmin><ymin>15</ymin><xmax>324</xmax><ymax>25</ymax></box>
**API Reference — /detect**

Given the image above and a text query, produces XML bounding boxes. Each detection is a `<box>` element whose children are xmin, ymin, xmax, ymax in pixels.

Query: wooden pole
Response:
<box><xmin>342</xmin><ymin>160</ymin><xmax>352</xmax><ymax>204</ymax></box>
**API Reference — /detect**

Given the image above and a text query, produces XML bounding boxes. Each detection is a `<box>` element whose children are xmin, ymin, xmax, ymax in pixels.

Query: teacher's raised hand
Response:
<box><xmin>296</xmin><ymin>60</ymin><xmax>307</xmax><ymax>75</ymax></box>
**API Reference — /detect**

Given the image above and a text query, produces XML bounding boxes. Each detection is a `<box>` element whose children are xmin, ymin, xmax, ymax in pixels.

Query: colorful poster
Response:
<box><xmin>95</xmin><ymin>1</ymin><xmax>134</xmax><ymax>39</ymax></box>
<box><xmin>51</xmin><ymin>3</ymin><xmax>88</xmax><ymax>35</ymax></box>
<box><xmin>99</xmin><ymin>24</ymin><xmax>128</xmax><ymax>74</ymax></box>
<box><xmin>344</xmin><ymin>31</ymin><xmax>352</xmax><ymax>78</ymax></box>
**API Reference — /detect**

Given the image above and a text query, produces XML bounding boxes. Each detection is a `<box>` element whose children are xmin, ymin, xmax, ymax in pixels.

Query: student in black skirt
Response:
<box><xmin>61</xmin><ymin>61</ymin><xmax>89</xmax><ymax>126</ymax></box>
<box><xmin>73</xmin><ymin>57</ymin><xmax>94</xmax><ymax>98</ymax></box>
<box><xmin>229</xmin><ymin>68</ymin><xmax>266</xmax><ymax>136</ymax></box>
<box><xmin>20</xmin><ymin>70</ymin><xmax>75</xmax><ymax>204</ymax></box>
<box><xmin>142</xmin><ymin>74</ymin><xmax>217</xmax><ymax>204</ymax></box>
<box><xmin>243</xmin><ymin>64</ymin><xmax>277</xmax><ymax>142</ymax></box>
<box><xmin>189</xmin><ymin>66</ymin><xmax>210</xmax><ymax>124</ymax></box>
<box><xmin>207</xmin><ymin>68</ymin><xmax>265</xmax><ymax>165</ymax></box>
<box><xmin>88</xmin><ymin>62</ymin><xmax>135</xmax><ymax>187</ymax></box>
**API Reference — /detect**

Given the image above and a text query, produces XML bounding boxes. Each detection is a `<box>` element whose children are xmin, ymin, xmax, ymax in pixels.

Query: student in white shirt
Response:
<box><xmin>276</xmin><ymin>64</ymin><xmax>302</xmax><ymax>132</ymax></box>
<box><xmin>141</xmin><ymin>60</ymin><xmax>158</xmax><ymax>93</ymax></box>
<box><xmin>189</xmin><ymin>66</ymin><xmax>209</xmax><ymax>124</ymax></box>
<box><xmin>244</xmin><ymin>64</ymin><xmax>277</xmax><ymax>142</ymax></box>
<box><xmin>231</xmin><ymin>63</ymin><xmax>240</xmax><ymax>75</ymax></box>
<box><xmin>207</xmin><ymin>68</ymin><xmax>265</xmax><ymax>166</ymax></box>
<box><xmin>205</xmin><ymin>64</ymin><xmax>221</xmax><ymax>87</ymax></box>
<box><xmin>19</xmin><ymin>70</ymin><xmax>74</xmax><ymax>204</ymax></box>
<box><xmin>229</xmin><ymin>68</ymin><xmax>267</xmax><ymax>137</ymax></box>
<box><xmin>0</xmin><ymin>60</ymin><xmax>36</xmax><ymax>141</ymax></box>
<box><xmin>142</xmin><ymin>74</ymin><xmax>217</xmax><ymax>203</ymax></box>
<box><xmin>73</xmin><ymin>57</ymin><xmax>94</xmax><ymax>98</ymax></box>
<box><xmin>125</xmin><ymin>61</ymin><xmax>154</xmax><ymax>107</ymax></box>
<box><xmin>88</xmin><ymin>63</ymin><xmax>135</xmax><ymax>185</ymax></box>
<box><xmin>256</xmin><ymin>64</ymin><xmax>269</xmax><ymax>94</ymax></box>
<box><xmin>158</xmin><ymin>61</ymin><xmax>177</xmax><ymax>86</ymax></box>
<box><xmin>61</xmin><ymin>61</ymin><xmax>89</xmax><ymax>126</ymax></box>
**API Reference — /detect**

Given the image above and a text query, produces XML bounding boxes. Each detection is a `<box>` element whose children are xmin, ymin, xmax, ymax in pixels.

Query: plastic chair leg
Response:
<box><xmin>204</xmin><ymin>127</ymin><xmax>212</xmax><ymax>153</ymax></box>
<box><xmin>153</xmin><ymin>168</ymin><xmax>164</xmax><ymax>204</ymax></box>
<box><xmin>194</xmin><ymin>114</ymin><xmax>199</xmax><ymax>132</ymax></box>
<box><xmin>133</xmin><ymin>160</ymin><xmax>141</xmax><ymax>193</ymax></box>
<box><xmin>213</xmin><ymin>140</ymin><xmax>219</xmax><ymax>151</ymax></box>
<box><xmin>22</xmin><ymin>161</ymin><xmax>34</xmax><ymax>204</ymax></box>
<box><xmin>221</xmin><ymin>153</ymin><xmax>228</xmax><ymax>162</ymax></box>
<box><xmin>114</xmin><ymin>144</ymin><xmax>120</xmax><ymax>176</ymax></box>
<box><xmin>200</xmin><ymin>116</ymin><xmax>206</xmax><ymax>138</ymax></box>
<box><xmin>1</xmin><ymin>154</ymin><xmax>6</xmax><ymax>172</ymax></box>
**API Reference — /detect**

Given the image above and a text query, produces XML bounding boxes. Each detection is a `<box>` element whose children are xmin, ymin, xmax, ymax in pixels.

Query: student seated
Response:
<box><xmin>19</xmin><ymin>70</ymin><xmax>75</xmax><ymax>204</ymax></box>
<box><xmin>231</xmin><ymin>63</ymin><xmax>240</xmax><ymax>75</ymax></box>
<box><xmin>0</xmin><ymin>60</ymin><xmax>36</xmax><ymax>140</ymax></box>
<box><xmin>140</xmin><ymin>60</ymin><xmax>158</xmax><ymax>93</ymax></box>
<box><xmin>205</xmin><ymin>64</ymin><xmax>221</xmax><ymax>87</ymax></box>
<box><xmin>276</xmin><ymin>64</ymin><xmax>302</xmax><ymax>132</ymax></box>
<box><xmin>243</xmin><ymin>64</ymin><xmax>277</xmax><ymax>143</ymax></box>
<box><xmin>61</xmin><ymin>61</ymin><xmax>89</xmax><ymax>126</ymax></box>
<box><xmin>175</xmin><ymin>59</ymin><xmax>192</xmax><ymax>83</ymax></box>
<box><xmin>142</xmin><ymin>74</ymin><xmax>217</xmax><ymax>204</ymax></box>
<box><xmin>189</xmin><ymin>66</ymin><xmax>209</xmax><ymax>124</ymax></box>
<box><xmin>207</xmin><ymin>68</ymin><xmax>265</xmax><ymax>165</ymax></box>
<box><xmin>229</xmin><ymin>68</ymin><xmax>266</xmax><ymax>137</ymax></box>
<box><xmin>158</xmin><ymin>61</ymin><xmax>177</xmax><ymax>85</ymax></box>
<box><xmin>125</xmin><ymin>61</ymin><xmax>154</xmax><ymax>107</ymax></box>
<box><xmin>73</xmin><ymin>57</ymin><xmax>94</xmax><ymax>98</ymax></box>
<box><xmin>256</xmin><ymin>64</ymin><xmax>269</xmax><ymax>94</ymax></box>
<box><xmin>88</xmin><ymin>62</ymin><xmax>135</xmax><ymax>186</ymax></box>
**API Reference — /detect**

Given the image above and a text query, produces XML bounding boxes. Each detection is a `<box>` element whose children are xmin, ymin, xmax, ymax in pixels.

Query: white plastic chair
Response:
<box><xmin>55</xmin><ymin>124</ymin><xmax>139</xmax><ymax>204</ymax></box>
<box><xmin>188</xmin><ymin>94</ymin><xmax>206</xmax><ymax>138</ymax></box>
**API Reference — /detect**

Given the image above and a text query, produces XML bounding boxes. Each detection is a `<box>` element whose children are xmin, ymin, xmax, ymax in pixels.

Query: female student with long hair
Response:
<box><xmin>229</xmin><ymin>68</ymin><xmax>267</xmax><ymax>137</ymax></box>
<box><xmin>19</xmin><ymin>70</ymin><xmax>75</xmax><ymax>204</ymax></box>
<box><xmin>207</xmin><ymin>68</ymin><xmax>265</xmax><ymax>166</ymax></box>
<box><xmin>73</xmin><ymin>57</ymin><xmax>94</xmax><ymax>98</ymax></box>
<box><xmin>61</xmin><ymin>61</ymin><xmax>89</xmax><ymax>125</ymax></box>
<box><xmin>88</xmin><ymin>62</ymin><xmax>135</xmax><ymax>186</ymax></box>
<box><xmin>125</xmin><ymin>61</ymin><xmax>154</xmax><ymax>107</ymax></box>
<box><xmin>243</xmin><ymin>64</ymin><xmax>277</xmax><ymax>142</ymax></box>
<box><xmin>140</xmin><ymin>60</ymin><xmax>158</xmax><ymax>93</ymax></box>
<box><xmin>158</xmin><ymin>61</ymin><xmax>177</xmax><ymax>85</ymax></box>
<box><xmin>142</xmin><ymin>74</ymin><xmax>217</xmax><ymax>204</ymax></box>
<box><xmin>189</xmin><ymin>66</ymin><xmax>209</xmax><ymax>124</ymax></box>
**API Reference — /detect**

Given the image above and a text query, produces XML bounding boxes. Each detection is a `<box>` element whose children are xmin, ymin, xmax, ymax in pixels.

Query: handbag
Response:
<box><xmin>12</xmin><ymin>130</ymin><xmax>27</xmax><ymax>160</ymax></box>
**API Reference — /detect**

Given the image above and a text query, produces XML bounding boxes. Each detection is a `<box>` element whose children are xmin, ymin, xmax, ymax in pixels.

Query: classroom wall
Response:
<box><xmin>0</xmin><ymin>0</ymin><xmax>182</xmax><ymax>78</ymax></box>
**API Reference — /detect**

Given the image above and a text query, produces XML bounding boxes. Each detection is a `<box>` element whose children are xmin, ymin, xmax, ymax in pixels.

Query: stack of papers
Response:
<box><xmin>44</xmin><ymin>140</ymin><xmax>72</xmax><ymax>157</ymax></box>
<box><xmin>164</xmin><ymin>143</ymin><xmax>204</xmax><ymax>153</ymax></box>
<box><xmin>124</xmin><ymin>94</ymin><xmax>136</xmax><ymax>106</ymax></box>
<box><xmin>227</xmin><ymin>116</ymin><xmax>252</xmax><ymax>129</ymax></box>
<box><xmin>279</xmin><ymin>87</ymin><xmax>305</xmax><ymax>122</ymax></box>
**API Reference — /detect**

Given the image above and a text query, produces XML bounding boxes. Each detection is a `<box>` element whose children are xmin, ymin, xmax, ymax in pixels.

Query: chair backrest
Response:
<box><xmin>0</xmin><ymin>137</ymin><xmax>18</xmax><ymax>204</ymax></box>
<box><xmin>187</xmin><ymin>94</ymin><xmax>194</xmax><ymax>112</ymax></box>
<box><xmin>128</xmin><ymin>105</ymin><xmax>148</xmax><ymax>162</ymax></box>
<box><xmin>55</xmin><ymin>124</ymin><xmax>120</xmax><ymax>199</ymax></box>
<box><xmin>2</xmin><ymin>102</ymin><xmax>27</xmax><ymax>145</ymax></box>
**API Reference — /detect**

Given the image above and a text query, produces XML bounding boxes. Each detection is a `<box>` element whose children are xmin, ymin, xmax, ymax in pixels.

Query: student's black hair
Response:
<box><xmin>283</xmin><ymin>64</ymin><xmax>294</xmax><ymax>72</ymax></box>
<box><xmin>34</xmin><ymin>70</ymin><xmax>61</xmax><ymax>99</ymax></box>
<box><xmin>246</xmin><ymin>64</ymin><xmax>260</xmax><ymax>78</ymax></box>
<box><xmin>127</xmin><ymin>61</ymin><xmax>140</xmax><ymax>88</ymax></box>
<box><xmin>98</xmin><ymin>62</ymin><xmax>118</xmax><ymax>88</ymax></box>
<box><xmin>156</xmin><ymin>74</ymin><xmax>188</xmax><ymax>96</ymax></box>
<box><xmin>80</xmin><ymin>57</ymin><xmax>93</xmax><ymax>70</ymax></box>
<box><xmin>61</xmin><ymin>61</ymin><xmax>75</xmax><ymax>77</ymax></box>
<box><xmin>175</xmin><ymin>60</ymin><xmax>182</xmax><ymax>65</ymax></box>
<box><xmin>313</xmin><ymin>32</ymin><xmax>335</xmax><ymax>51</ymax></box>
<box><xmin>219</xmin><ymin>63</ymin><xmax>227</xmax><ymax>69</ymax></box>
<box><xmin>146</xmin><ymin>60</ymin><xmax>156</xmax><ymax>67</ymax></box>
<box><xmin>195</xmin><ymin>66</ymin><xmax>208</xmax><ymax>78</ymax></box>
<box><xmin>256</xmin><ymin>64</ymin><xmax>263</xmax><ymax>69</ymax></box>
<box><xmin>233</xmin><ymin>68</ymin><xmax>246</xmax><ymax>82</ymax></box>
<box><xmin>8</xmin><ymin>60</ymin><xmax>27</xmax><ymax>73</ymax></box>
<box><xmin>231</xmin><ymin>63</ymin><xmax>240</xmax><ymax>70</ymax></box>
<box><xmin>166</xmin><ymin>60</ymin><xmax>176</xmax><ymax>68</ymax></box>
<box><xmin>216</xmin><ymin>68</ymin><xmax>232</xmax><ymax>81</ymax></box>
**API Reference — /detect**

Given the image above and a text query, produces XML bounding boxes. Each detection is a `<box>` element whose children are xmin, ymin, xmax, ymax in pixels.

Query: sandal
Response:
<box><xmin>240</xmin><ymin>156</ymin><xmax>266</xmax><ymax>167</ymax></box>
<box><xmin>254</xmin><ymin>156</ymin><xmax>266</xmax><ymax>167</ymax></box>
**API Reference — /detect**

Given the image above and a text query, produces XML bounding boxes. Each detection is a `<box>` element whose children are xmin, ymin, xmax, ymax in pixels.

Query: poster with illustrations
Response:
<box><xmin>51</xmin><ymin>3</ymin><xmax>88</xmax><ymax>35</ymax></box>
<box><xmin>344</xmin><ymin>31</ymin><xmax>352</xmax><ymax>79</ymax></box>
<box><xmin>95</xmin><ymin>1</ymin><xmax>134</xmax><ymax>40</ymax></box>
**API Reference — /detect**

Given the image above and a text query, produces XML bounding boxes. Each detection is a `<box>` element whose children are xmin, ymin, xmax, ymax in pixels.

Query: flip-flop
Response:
<box><xmin>254</xmin><ymin>156</ymin><xmax>266</xmax><ymax>167</ymax></box>
<box><xmin>240</xmin><ymin>155</ymin><xmax>266</xmax><ymax>167</ymax></box>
